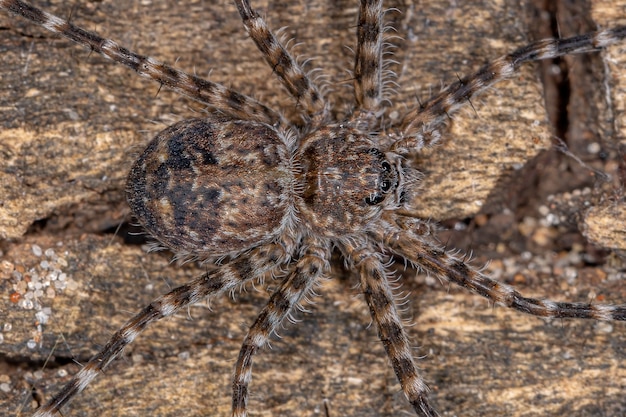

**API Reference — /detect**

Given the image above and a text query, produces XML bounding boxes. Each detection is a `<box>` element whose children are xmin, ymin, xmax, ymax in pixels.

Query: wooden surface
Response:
<box><xmin>1</xmin><ymin>1</ymin><xmax>625</xmax><ymax>416</ymax></box>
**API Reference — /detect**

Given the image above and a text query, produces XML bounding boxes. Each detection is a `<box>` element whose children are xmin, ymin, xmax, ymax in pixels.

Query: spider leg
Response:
<box><xmin>353</xmin><ymin>0</ymin><xmax>384</xmax><ymax>116</ymax></box>
<box><xmin>32</xmin><ymin>243</ymin><xmax>291</xmax><ymax>417</ymax></box>
<box><xmin>341</xmin><ymin>239</ymin><xmax>438</xmax><ymax>417</ymax></box>
<box><xmin>234</xmin><ymin>0</ymin><xmax>327</xmax><ymax>122</ymax></box>
<box><xmin>0</xmin><ymin>0</ymin><xmax>285</xmax><ymax>126</ymax></box>
<box><xmin>376</xmin><ymin>225</ymin><xmax>626</xmax><ymax>321</ymax></box>
<box><xmin>395</xmin><ymin>26</ymin><xmax>626</xmax><ymax>152</ymax></box>
<box><xmin>231</xmin><ymin>237</ymin><xmax>330</xmax><ymax>417</ymax></box>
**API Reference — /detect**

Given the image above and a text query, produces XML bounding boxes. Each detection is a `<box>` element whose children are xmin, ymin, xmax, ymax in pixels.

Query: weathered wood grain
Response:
<box><xmin>1</xmin><ymin>1</ymin><xmax>624</xmax><ymax>416</ymax></box>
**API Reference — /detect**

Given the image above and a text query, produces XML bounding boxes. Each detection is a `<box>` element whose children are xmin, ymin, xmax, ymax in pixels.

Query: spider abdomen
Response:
<box><xmin>127</xmin><ymin>117</ymin><xmax>294</xmax><ymax>257</ymax></box>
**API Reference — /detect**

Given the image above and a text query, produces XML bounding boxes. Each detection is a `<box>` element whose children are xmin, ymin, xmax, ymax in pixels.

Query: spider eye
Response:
<box><xmin>379</xmin><ymin>161</ymin><xmax>397</xmax><ymax>194</ymax></box>
<box><xmin>365</xmin><ymin>159</ymin><xmax>398</xmax><ymax>206</ymax></box>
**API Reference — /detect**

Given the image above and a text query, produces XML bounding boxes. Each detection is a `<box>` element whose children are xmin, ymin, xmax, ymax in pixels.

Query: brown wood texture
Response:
<box><xmin>1</xmin><ymin>1</ymin><xmax>624</xmax><ymax>416</ymax></box>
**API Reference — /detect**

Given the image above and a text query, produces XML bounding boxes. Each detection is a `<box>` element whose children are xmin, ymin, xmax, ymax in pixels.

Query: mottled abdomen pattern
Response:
<box><xmin>127</xmin><ymin>117</ymin><xmax>294</xmax><ymax>257</ymax></box>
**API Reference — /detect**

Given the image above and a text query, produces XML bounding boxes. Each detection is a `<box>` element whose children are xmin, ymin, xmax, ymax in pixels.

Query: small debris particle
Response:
<box><xmin>31</xmin><ymin>245</ymin><xmax>42</xmax><ymax>257</ymax></box>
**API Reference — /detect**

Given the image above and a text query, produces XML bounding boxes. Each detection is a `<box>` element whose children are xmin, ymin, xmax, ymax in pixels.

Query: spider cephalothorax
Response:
<box><xmin>295</xmin><ymin>125</ymin><xmax>408</xmax><ymax>235</ymax></box>
<box><xmin>2</xmin><ymin>0</ymin><xmax>625</xmax><ymax>416</ymax></box>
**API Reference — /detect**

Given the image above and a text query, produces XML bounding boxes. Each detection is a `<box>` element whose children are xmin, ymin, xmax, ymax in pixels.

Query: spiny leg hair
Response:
<box><xmin>341</xmin><ymin>239</ymin><xmax>438</xmax><ymax>417</ymax></box>
<box><xmin>374</xmin><ymin>223</ymin><xmax>626</xmax><ymax>321</ymax></box>
<box><xmin>234</xmin><ymin>0</ymin><xmax>327</xmax><ymax>121</ymax></box>
<box><xmin>32</xmin><ymin>242</ymin><xmax>291</xmax><ymax>417</ymax></box>
<box><xmin>0</xmin><ymin>0</ymin><xmax>286</xmax><ymax>127</ymax></box>
<box><xmin>232</xmin><ymin>237</ymin><xmax>330</xmax><ymax>417</ymax></box>
<box><xmin>1</xmin><ymin>0</ymin><xmax>625</xmax><ymax>416</ymax></box>
<box><xmin>354</xmin><ymin>0</ymin><xmax>384</xmax><ymax>115</ymax></box>
<box><xmin>394</xmin><ymin>26</ymin><xmax>626</xmax><ymax>152</ymax></box>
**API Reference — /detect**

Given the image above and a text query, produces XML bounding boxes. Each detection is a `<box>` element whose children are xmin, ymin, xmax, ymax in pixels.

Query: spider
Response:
<box><xmin>2</xmin><ymin>0</ymin><xmax>625</xmax><ymax>416</ymax></box>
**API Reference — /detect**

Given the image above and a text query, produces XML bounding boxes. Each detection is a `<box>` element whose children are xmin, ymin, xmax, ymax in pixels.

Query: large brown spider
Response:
<box><xmin>1</xmin><ymin>0</ymin><xmax>625</xmax><ymax>416</ymax></box>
